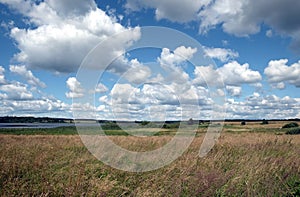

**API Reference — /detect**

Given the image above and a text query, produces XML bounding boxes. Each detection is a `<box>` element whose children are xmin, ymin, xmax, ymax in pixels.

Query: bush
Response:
<box><xmin>188</xmin><ymin>118</ymin><xmax>194</xmax><ymax>125</ymax></box>
<box><xmin>101</xmin><ymin>122</ymin><xmax>122</xmax><ymax>130</ymax></box>
<box><xmin>282</xmin><ymin>122</ymin><xmax>299</xmax><ymax>129</ymax></box>
<box><xmin>140</xmin><ymin>121</ymin><xmax>150</xmax><ymax>126</ymax></box>
<box><xmin>241</xmin><ymin>121</ymin><xmax>246</xmax><ymax>126</ymax></box>
<box><xmin>261</xmin><ymin>119</ymin><xmax>269</xmax><ymax>125</ymax></box>
<box><xmin>286</xmin><ymin>128</ymin><xmax>300</xmax><ymax>135</ymax></box>
<box><xmin>162</xmin><ymin>123</ymin><xmax>180</xmax><ymax>129</ymax></box>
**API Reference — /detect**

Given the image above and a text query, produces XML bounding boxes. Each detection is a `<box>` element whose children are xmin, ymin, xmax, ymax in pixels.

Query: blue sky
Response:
<box><xmin>0</xmin><ymin>0</ymin><xmax>299</xmax><ymax>120</ymax></box>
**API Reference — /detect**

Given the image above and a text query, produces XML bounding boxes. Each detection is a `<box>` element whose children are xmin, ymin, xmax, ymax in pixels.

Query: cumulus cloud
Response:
<box><xmin>4</xmin><ymin>98</ymin><xmax>68</xmax><ymax>115</ymax></box>
<box><xmin>0</xmin><ymin>64</ymin><xmax>70</xmax><ymax>117</ymax></box>
<box><xmin>198</xmin><ymin>0</ymin><xmax>300</xmax><ymax>52</ymax></box>
<box><xmin>226</xmin><ymin>93</ymin><xmax>300</xmax><ymax>119</ymax></box>
<box><xmin>203</xmin><ymin>47</ymin><xmax>239</xmax><ymax>62</ymax></box>
<box><xmin>226</xmin><ymin>85</ymin><xmax>242</xmax><ymax>97</ymax></box>
<box><xmin>111</xmin><ymin>83</ymin><xmax>141</xmax><ymax>104</ymax></box>
<box><xmin>198</xmin><ymin>0</ymin><xmax>254</xmax><ymax>36</ymax></box>
<box><xmin>1</xmin><ymin>0</ymin><xmax>141</xmax><ymax>73</ymax></box>
<box><xmin>125</xmin><ymin>0</ymin><xmax>210</xmax><ymax>23</ymax></box>
<box><xmin>122</xmin><ymin>59</ymin><xmax>152</xmax><ymax>84</ymax></box>
<box><xmin>264</xmin><ymin>59</ymin><xmax>300</xmax><ymax>88</ymax></box>
<box><xmin>271</xmin><ymin>82</ymin><xmax>286</xmax><ymax>90</ymax></box>
<box><xmin>65</xmin><ymin>77</ymin><xmax>84</xmax><ymax>98</ymax></box>
<box><xmin>266</xmin><ymin>29</ymin><xmax>273</xmax><ymax>38</ymax></box>
<box><xmin>194</xmin><ymin>61</ymin><xmax>262</xmax><ymax>87</ymax></box>
<box><xmin>219</xmin><ymin>61</ymin><xmax>262</xmax><ymax>86</ymax></box>
<box><xmin>0</xmin><ymin>42</ymin><xmax>217</xmax><ymax>120</ymax></box>
<box><xmin>158</xmin><ymin>46</ymin><xmax>197</xmax><ymax>66</ymax></box>
<box><xmin>125</xmin><ymin>0</ymin><xmax>300</xmax><ymax>52</ymax></box>
<box><xmin>0</xmin><ymin>94</ymin><xmax>71</xmax><ymax>117</ymax></box>
<box><xmin>0</xmin><ymin>82</ymin><xmax>33</xmax><ymax>100</ymax></box>
<box><xmin>46</xmin><ymin>0</ymin><xmax>97</xmax><ymax>17</ymax></box>
<box><xmin>9</xmin><ymin>65</ymin><xmax>46</xmax><ymax>88</ymax></box>
<box><xmin>94</xmin><ymin>83</ymin><xmax>108</xmax><ymax>93</ymax></box>
<box><xmin>0</xmin><ymin>66</ymin><xmax>6</xmax><ymax>84</ymax></box>
<box><xmin>157</xmin><ymin>46</ymin><xmax>197</xmax><ymax>92</ymax></box>
<box><xmin>106</xmin><ymin>82</ymin><xmax>208</xmax><ymax>121</ymax></box>
<box><xmin>193</xmin><ymin>64</ymin><xmax>223</xmax><ymax>87</ymax></box>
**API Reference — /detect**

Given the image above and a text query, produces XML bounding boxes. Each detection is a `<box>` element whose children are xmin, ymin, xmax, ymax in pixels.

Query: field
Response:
<box><xmin>0</xmin><ymin>121</ymin><xmax>300</xmax><ymax>196</ymax></box>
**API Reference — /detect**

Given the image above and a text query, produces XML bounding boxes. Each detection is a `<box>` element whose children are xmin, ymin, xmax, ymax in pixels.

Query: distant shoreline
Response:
<box><xmin>0</xmin><ymin>116</ymin><xmax>299</xmax><ymax>124</ymax></box>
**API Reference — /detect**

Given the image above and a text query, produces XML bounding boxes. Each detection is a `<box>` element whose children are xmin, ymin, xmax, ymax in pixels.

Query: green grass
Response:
<box><xmin>0</xmin><ymin>126</ymin><xmax>78</xmax><ymax>135</ymax></box>
<box><xmin>0</xmin><ymin>126</ymin><xmax>192</xmax><ymax>136</ymax></box>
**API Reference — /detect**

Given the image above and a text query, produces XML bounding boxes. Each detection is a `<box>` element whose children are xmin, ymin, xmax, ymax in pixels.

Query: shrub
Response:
<box><xmin>140</xmin><ymin>121</ymin><xmax>150</xmax><ymax>126</ymax></box>
<box><xmin>162</xmin><ymin>123</ymin><xmax>180</xmax><ymax>129</ymax></box>
<box><xmin>101</xmin><ymin>122</ymin><xmax>122</xmax><ymax>130</ymax></box>
<box><xmin>282</xmin><ymin>122</ymin><xmax>299</xmax><ymax>129</ymax></box>
<box><xmin>241</xmin><ymin>121</ymin><xmax>246</xmax><ymax>126</ymax></box>
<box><xmin>188</xmin><ymin>118</ymin><xmax>194</xmax><ymax>125</ymax></box>
<box><xmin>261</xmin><ymin>119</ymin><xmax>269</xmax><ymax>125</ymax></box>
<box><xmin>286</xmin><ymin>128</ymin><xmax>300</xmax><ymax>135</ymax></box>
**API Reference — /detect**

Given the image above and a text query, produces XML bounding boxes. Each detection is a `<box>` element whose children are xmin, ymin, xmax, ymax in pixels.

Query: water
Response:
<box><xmin>0</xmin><ymin>123</ymin><xmax>75</xmax><ymax>129</ymax></box>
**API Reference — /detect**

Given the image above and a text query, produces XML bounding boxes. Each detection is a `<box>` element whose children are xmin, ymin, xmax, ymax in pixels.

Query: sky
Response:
<box><xmin>0</xmin><ymin>0</ymin><xmax>299</xmax><ymax>120</ymax></box>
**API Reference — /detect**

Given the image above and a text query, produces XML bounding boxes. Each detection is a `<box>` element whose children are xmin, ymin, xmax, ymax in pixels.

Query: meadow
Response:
<box><xmin>0</xmin><ymin>121</ymin><xmax>300</xmax><ymax>196</ymax></box>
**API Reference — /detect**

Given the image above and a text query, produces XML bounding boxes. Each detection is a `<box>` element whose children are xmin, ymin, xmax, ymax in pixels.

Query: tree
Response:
<box><xmin>188</xmin><ymin>118</ymin><xmax>194</xmax><ymax>125</ymax></box>
<box><xmin>261</xmin><ymin>119</ymin><xmax>269</xmax><ymax>125</ymax></box>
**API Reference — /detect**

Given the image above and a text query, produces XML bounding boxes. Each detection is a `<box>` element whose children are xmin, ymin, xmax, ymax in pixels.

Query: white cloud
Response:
<box><xmin>0</xmin><ymin>63</ymin><xmax>70</xmax><ymax>117</ymax></box>
<box><xmin>125</xmin><ymin>0</ymin><xmax>211</xmax><ymax>23</ymax></box>
<box><xmin>203</xmin><ymin>47</ymin><xmax>239</xmax><ymax>62</ymax></box>
<box><xmin>96</xmin><ymin>82</ymin><xmax>215</xmax><ymax>121</ymax></box>
<box><xmin>226</xmin><ymin>85</ymin><xmax>242</xmax><ymax>97</ymax></box>
<box><xmin>0</xmin><ymin>93</ymin><xmax>8</xmax><ymax>100</ymax></box>
<box><xmin>194</xmin><ymin>61</ymin><xmax>261</xmax><ymax>88</ymax></box>
<box><xmin>271</xmin><ymin>82</ymin><xmax>286</xmax><ymax>90</ymax></box>
<box><xmin>46</xmin><ymin>0</ymin><xmax>97</xmax><ymax>17</ymax></box>
<box><xmin>6</xmin><ymin>98</ymin><xmax>68</xmax><ymax>114</ymax></box>
<box><xmin>99</xmin><ymin>95</ymin><xmax>109</xmax><ymax>104</ymax></box>
<box><xmin>0</xmin><ymin>82</ymin><xmax>33</xmax><ymax>100</ymax></box>
<box><xmin>226</xmin><ymin>93</ymin><xmax>300</xmax><ymax>119</ymax></box>
<box><xmin>9</xmin><ymin>65</ymin><xmax>46</xmax><ymax>88</ymax></box>
<box><xmin>147</xmin><ymin>73</ymin><xmax>164</xmax><ymax>84</ymax></box>
<box><xmin>0</xmin><ymin>66</ymin><xmax>6</xmax><ymax>84</ymax></box>
<box><xmin>156</xmin><ymin>46</ymin><xmax>198</xmax><ymax>94</ymax></box>
<box><xmin>198</xmin><ymin>0</ymin><xmax>255</xmax><ymax>36</ymax></box>
<box><xmin>219</xmin><ymin>61</ymin><xmax>262</xmax><ymax>86</ymax></box>
<box><xmin>193</xmin><ymin>64</ymin><xmax>223</xmax><ymax>87</ymax></box>
<box><xmin>264</xmin><ymin>59</ymin><xmax>300</xmax><ymax>88</ymax></box>
<box><xmin>266</xmin><ymin>29</ymin><xmax>273</xmax><ymax>38</ymax></box>
<box><xmin>142</xmin><ymin>83</ymin><xmax>179</xmax><ymax>105</ymax></box>
<box><xmin>124</xmin><ymin>0</ymin><xmax>300</xmax><ymax>52</ymax></box>
<box><xmin>65</xmin><ymin>77</ymin><xmax>84</xmax><ymax>98</ymax></box>
<box><xmin>252</xmin><ymin>83</ymin><xmax>263</xmax><ymax>89</ymax></box>
<box><xmin>111</xmin><ymin>83</ymin><xmax>141</xmax><ymax>104</ymax></box>
<box><xmin>2</xmin><ymin>0</ymin><xmax>141</xmax><ymax>73</ymax></box>
<box><xmin>94</xmin><ymin>83</ymin><xmax>108</xmax><ymax>93</ymax></box>
<box><xmin>122</xmin><ymin>59</ymin><xmax>152</xmax><ymax>84</ymax></box>
<box><xmin>198</xmin><ymin>0</ymin><xmax>300</xmax><ymax>51</ymax></box>
<box><xmin>158</xmin><ymin>46</ymin><xmax>197</xmax><ymax>66</ymax></box>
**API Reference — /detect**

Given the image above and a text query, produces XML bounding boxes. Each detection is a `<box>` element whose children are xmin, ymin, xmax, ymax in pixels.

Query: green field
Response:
<box><xmin>0</xmin><ymin>121</ymin><xmax>300</xmax><ymax>196</ymax></box>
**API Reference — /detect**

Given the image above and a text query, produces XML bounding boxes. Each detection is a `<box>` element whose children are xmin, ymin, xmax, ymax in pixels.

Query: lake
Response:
<box><xmin>0</xmin><ymin>123</ymin><xmax>75</xmax><ymax>129</ymax></box>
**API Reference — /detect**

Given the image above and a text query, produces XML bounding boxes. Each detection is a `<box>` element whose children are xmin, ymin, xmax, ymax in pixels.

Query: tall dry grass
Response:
<box><xmin>0</xmin><ymin>133</ymin><xmax>299</xmax><ymax>196</ymax></box>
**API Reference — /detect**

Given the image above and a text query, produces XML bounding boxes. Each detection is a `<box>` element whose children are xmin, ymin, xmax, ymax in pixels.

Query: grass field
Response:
<box><xmin>0</xmin><ymin>121</ymin><xmax>300</xmax><ymax>196</ymax></box>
